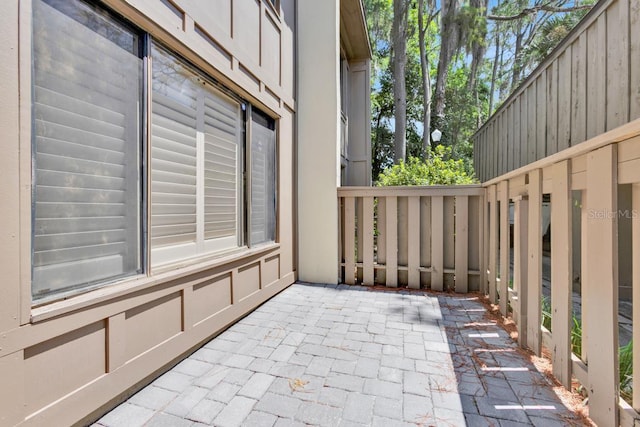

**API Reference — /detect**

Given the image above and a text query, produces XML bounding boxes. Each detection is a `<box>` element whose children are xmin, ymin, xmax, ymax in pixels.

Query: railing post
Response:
<box><xmin>527</xmin><ymin>169</ymin><xmax>542</xmax><ymax>355</ymax></box>
<box><xmin>584</xmin><ymin>145</ymin><xmax>619</xmax><ymax>427</ymax></box>
<box><xmin>480</xmin><ymin>193</ymin><xmax>488</xmax><ymax>295</ymax></box>
<box><xmin>551</xmin><ymin>160</ymin><xmax>572</xmax><ymax>388</ymax></box>
<box><xmin>362</xmin><ymin>197</ymin><xmax>375</xmax><ymax>286</ymax></box>
<box><xmin>455</xmin><ymin>196</ymin><xmax>469</xmax><ymax>293</ymax></box>
<box><xmin>499</xmin><ymin>180</ymin><xmax>510</xmax><ymax>315</ymax></box>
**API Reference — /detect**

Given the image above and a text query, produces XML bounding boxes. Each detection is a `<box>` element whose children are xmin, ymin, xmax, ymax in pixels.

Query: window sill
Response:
<box><xmin>30</xmin><ymin>243</ymin><xmax>280</xmax><ymax>323</ymax></box>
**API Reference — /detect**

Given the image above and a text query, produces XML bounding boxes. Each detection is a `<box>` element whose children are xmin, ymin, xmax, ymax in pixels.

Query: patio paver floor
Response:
<box><xmin>94</xmin><ymin>283</ymin><xmax>586</xmax><ymax>427</ymax></box>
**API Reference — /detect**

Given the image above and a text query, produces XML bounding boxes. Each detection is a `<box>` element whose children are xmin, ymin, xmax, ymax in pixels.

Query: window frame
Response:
<box><xmin>29</xmin><ymin>0</ymin><xmax>280</xmax><ymax>304</ymax></box>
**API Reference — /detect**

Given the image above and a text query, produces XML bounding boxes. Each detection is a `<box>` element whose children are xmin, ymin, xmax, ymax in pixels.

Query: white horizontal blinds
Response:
<box><xmin>32</xmin><ymin>0</ymin><xmax>142</xmax><ymax>298</ymax></box>
<box><xmin>203</xmin><ymin>91</ymin><xmax>242</xmax><ymax>246</ymax></box>
<box><xmin>250</xmin><ymin>110</ymin><xmax>277</xmax><ymax>245</ymax></box>
<box><xmin>151</xmin><ymin>45</ymin><xmax>198</xmax><ymax>254</ymax></box>
<box><xmin>151</xmin><ymin>44</ymin><xmax>241</xmax><ymax>266</ymax></box>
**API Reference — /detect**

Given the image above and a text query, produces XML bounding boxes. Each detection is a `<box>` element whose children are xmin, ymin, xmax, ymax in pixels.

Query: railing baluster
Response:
<box><xmin>377</xmin><ymin>197</ymin><xmax>387</xmax><ymax>285</ymax></box>
<box><xmin>344</xmin><ymin>196</ymin><xmax>356</xmax><ymax>285</ymax></box>
<box><xmin>488</xmin><ymin>185</ymin><xmax>499</xmax><ymax>303</ymax></box>
<box><xmin>386</xmin><ymin>196</ymin><xmax>398</xmax><ymax>287</ymax></box>
<box><xmin>513</xmin><ymin>196</ymin><xmax>528</xmax><ymax>345</ymax></box>
<box><xmin>585</xmin><ymin>145</ymin><xmax>619</xmax><ymax>427</ymax></box>
<box><xmin>551</xmin><ymin>160</ymin><xmax>572</xmax><ymax>388</ymax></box>
<box><xmin>408</xmin><ymin>196</ymin><xmax>420</xmax><ymax>289</ymax></box>
<box><xmin>431</xmin><ymin>196</ymin><xmax>444</xmax><ymax>291</ymax></box>
<box><xmin>455</xmin><ymin>196</ymin><xmax>469</xmax><ymax>293</ymax></box>
<box><xmin>362</xmin><ymin>197</ymin><xmax>375</xmax><ymax>286</ymax></box>
<box><xmin>499</xmin><ymin>180</ymin><xmax>510</xmax><ymax>315</ymax></box>
<box><xmin>526</xmin><ymin>169</ymin><xmax>542</xmax><ymax>355</ymax></box>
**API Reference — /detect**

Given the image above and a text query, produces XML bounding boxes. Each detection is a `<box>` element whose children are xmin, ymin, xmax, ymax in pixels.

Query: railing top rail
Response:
<box><xmin>482</xmin><ymin>118</ymin><xmax>640</xmax><ymax>187</ymax></box>
<box><xmin>338</xmin><ymin>185</ymin><xmax>484</xmax><ymax>197</ymax></box>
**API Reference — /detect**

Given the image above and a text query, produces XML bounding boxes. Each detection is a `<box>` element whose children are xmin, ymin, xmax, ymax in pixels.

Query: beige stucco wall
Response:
<box><xmin>296</xmin><ymin>0</ymin><xmax>342</xmax><ymax>284</ymax></box>
<box><xmin>0</xmin><ymin>1</ymin><xmax>297</xmax><ymax>425</ymax></box>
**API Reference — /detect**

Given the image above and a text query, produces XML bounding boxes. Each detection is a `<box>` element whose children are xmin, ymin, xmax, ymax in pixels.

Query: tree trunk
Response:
<box><xmin>466</xmin><ymin>0</ymin><xmax>488</xmax><ymax>95</ymax></box>
<box><xmin>434</xmin><ymin>0</ymin><xmax>460</xmax><ymax>119</ymax></box>
<box><xmin>488</xmin><ymin>23</ymin><xmax>501</xmax><ymax>117</ymax></box>
<box><xmin>511</xmin><ymin>21</ymin><xmax>524</xmax><ymax>91</ymax></box>
<box><xmin>418</xmin><ymin>0</ymin><xmax>432</xmax><ymax>158</ymax></box>
<box><xmin>392</xmin><ymin>0</ymin><xmax>409</xmax><ymax>163</ymax></box>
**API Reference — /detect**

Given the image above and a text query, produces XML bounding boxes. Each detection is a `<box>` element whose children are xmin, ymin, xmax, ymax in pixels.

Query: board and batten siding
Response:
<box><xmin>473</xmin><ymin>0</ymin><xmax>640</xmax><ymax>182</ymax></box>
<box><xmin>0</xmin><ymin>0</ymin><xmax>297</xmax><ymax>426</ymax></box>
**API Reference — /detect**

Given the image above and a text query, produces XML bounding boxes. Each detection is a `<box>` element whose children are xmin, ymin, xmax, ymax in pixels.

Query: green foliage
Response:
<box><xmin>376</xmin><ymin>145</ymin><xmax>477</xmax><ymax>186</ymax></box>
<box><xmin>620</xmin><ymin>340</ymin><xmax>634</xmax><ymax>403</ymax></box>
<box><xmin>542</xmin><ymin>296</ymin><xmax>633</xmax><ymax>403</ymax></box>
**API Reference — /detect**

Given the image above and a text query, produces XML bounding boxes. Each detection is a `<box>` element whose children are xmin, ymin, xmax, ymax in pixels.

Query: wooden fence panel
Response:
<box><xmin>455</xmin><ymin>196</ymin><xmax>469</xmax><ymax>293</ymax></box>
<box><xmin>607</xmin><ymin>0</ymin><xmax>630</xmax><ymax>130</ymax></box>
<box><xmin>586</xmin><ymin>15</ymin><xmax>606</xmax><ymax>140</ymax></box>
<box><xmin>408</xmin><ymin>196</ymin><xmax>420</xmax><ymax>288</ymax></box>
<box><xmin>536</xmin><ymin>72</ymin><xmax>547</xmax><ymax>160</ymax></box>
<box><xmin>344</xmin><ymin>197</ymin><xmax>356</xmax><ymax>285</ymax></box>
<box><xmin>386</xmin><ymin>196</ymin><xmax>398</xmax><ymax>287</ymax></box>
<box><xmin>362</xmin><ymin>197</ymin><xmax>375</xmax><ymax>285</ymax></box>
<box><xmin>431</xmin><ymin>196</ymin><xmax>444</xmax><ymax>291</ymax></box>
<box><xmin>571</xmin><ymin>34</ymin><xmax>587</xmax><ymax>146</ymax></box>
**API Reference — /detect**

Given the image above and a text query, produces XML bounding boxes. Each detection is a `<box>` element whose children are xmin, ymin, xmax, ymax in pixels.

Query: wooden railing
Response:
<box><xmin>338</xmin><ymin>185</ymin><xmax>485</xmax><ymax>292</ymax></box>
<box><xmin>484</xmin><ymin>118</ymin><xmax>640</xmax><ymax>427</ymax></box>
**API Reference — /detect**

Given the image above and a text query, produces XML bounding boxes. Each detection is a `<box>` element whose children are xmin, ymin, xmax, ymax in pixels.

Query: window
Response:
<box><xmin>31</xmin><ymin>0</ymin><xmax>278</xmax><ymax>301</ymax></box>
<box><xmin>250</xmin><ymin>109</ymin><xmax>277</xmax><ymax>245</ymax></box>
<box><xmin>150</xmin><ymin>44</ymin><xmax>243</xmax><ymax>266</ymax></box>
<box><xmin>32</xmin><ymin>0</ymin><xmax>143</xmax><ymax>299</ymax></box>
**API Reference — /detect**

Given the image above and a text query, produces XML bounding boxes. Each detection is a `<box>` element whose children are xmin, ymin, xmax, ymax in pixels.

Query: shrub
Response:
<box><xmin>376</xmin><ymin>146</ymin><xmax>477</xmax><ymax>186</ymax></box>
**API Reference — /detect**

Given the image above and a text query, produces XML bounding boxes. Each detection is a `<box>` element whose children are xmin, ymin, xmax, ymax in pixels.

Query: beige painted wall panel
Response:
<box><xmin>262</xmin><ymin>13</ymin><xmax>281</xmax><ymax>85</ymax></box>
<box><xmin>24</xmin><ymin>321</ymin><xmax>106</xmax><ymax>414</ymax></box>
<box><xmin>192</xmin><ymin>274</ymin><xmax>232</xmax><ymax>325</ymax></box>
<box><xmin>177</xmin><ymin>0</ymin><xmax>232</xmax><ymax>38</ymax></box>
<box><xmin>297</xmin><ymin>0</ymin><xmax>340</xmax><ymax>284</ymax></box>
<box><xmin>125</xmin><ymin>293</ymin><xmax>182</xmax><ymax>361</ymax></box>
<box><xmin>263</xmin><ymin>255</ymin><xmax>280</xmax><ymax>286</ymax></box>
<box><xmin>278</xmin><ymin>108</ymin><xmax>295</xmax><ymax>277</ymax></box>
<box><xmin>235</xmin><ymin>263</ymin><xmax>261</xmax><ymax>302</ymax></box>
<box><xmin>233</xmin><ymin>0</ymin><xmax>261</xmax><ymax>65</ymax></box>
<box><xmin>0</xmin><ymin>351</ymin><xmax>25</xmax><ymax>426</ymax></box>
<box><xmin>420</xmin><ymin>196</ymin><xmax>432</xmax><ymax>287</ymax></box>
<box><xmin>0</xmin><ymin>0</ymin><xmax>21</xmax><ymax>333</ymax></box>
<box><xmin>347</xmin><ymin>61</ymin><xmax>372</xmax><ymax>185</ymax></box>
<box><xmin>281</xmin><ymin>0</ymin><xmax>296</xmax><ymax>98</ymax></box>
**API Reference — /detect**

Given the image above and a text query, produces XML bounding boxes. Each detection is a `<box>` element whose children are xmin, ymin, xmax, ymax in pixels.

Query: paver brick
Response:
<box><xmin>254</xmin><ymin>392</ymin><xmax>302</xmax><ymax>418</ymax></box>
<box><xmin>212</xmin><ymin>396</ymin><xmax>256</xmax><ymax>427</ymax></box>
<box><xmin>295</xmin><ymin>401</ymin><xmax>342</xmax><ymax>426</ymax></box>
<box><xmin>342</xmin><ymin>392</ymin><xmax>375</xmax><ymax>423</ymax></box>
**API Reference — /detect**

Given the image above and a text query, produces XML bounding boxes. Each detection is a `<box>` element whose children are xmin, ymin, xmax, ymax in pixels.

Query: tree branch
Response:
<box><xmin>487</xmin><ymin>4</ymin><xmax>592</xmax><ymax>21</ymax></box>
